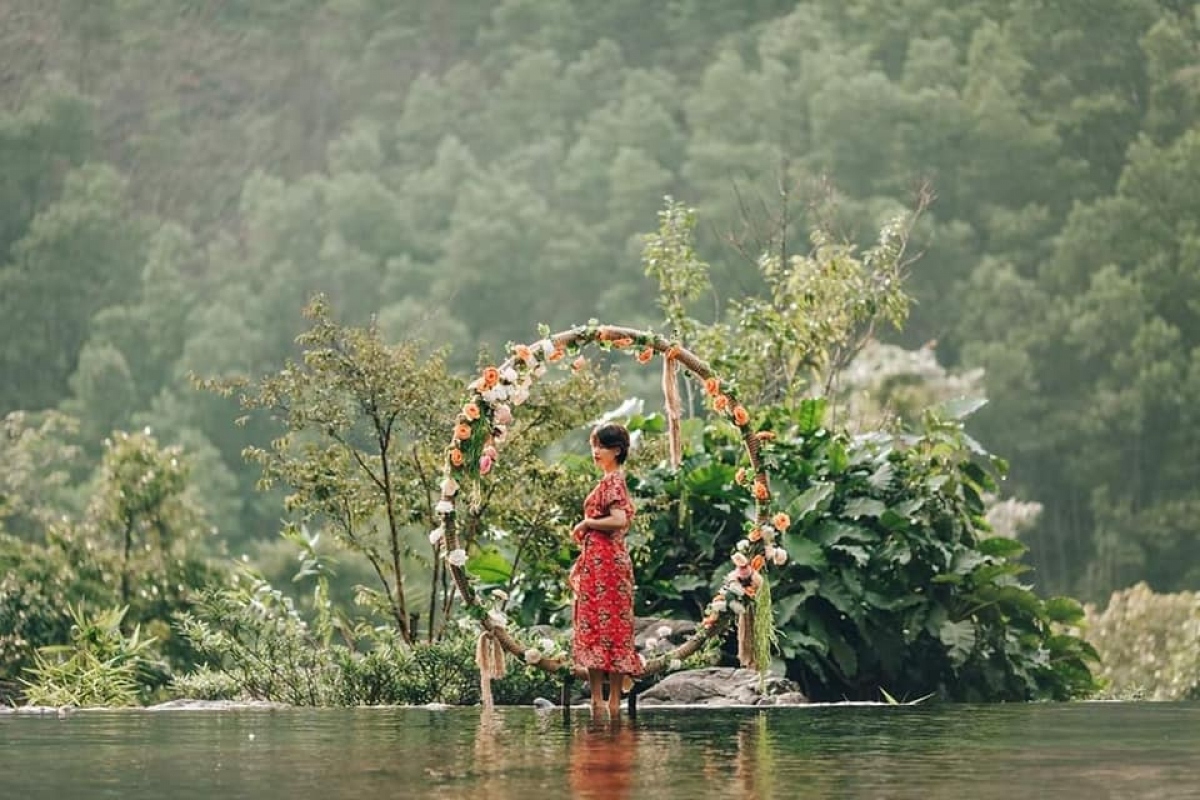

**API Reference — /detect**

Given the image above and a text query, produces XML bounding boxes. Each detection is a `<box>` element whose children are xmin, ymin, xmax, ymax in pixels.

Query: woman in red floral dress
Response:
<box><xmin>571</xmin><ymin>423</ymin><xmax>641</xmax><ymax>715</ymax></box>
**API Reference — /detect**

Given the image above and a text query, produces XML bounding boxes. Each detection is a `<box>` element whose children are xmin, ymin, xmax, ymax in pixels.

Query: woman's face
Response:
<box><xmin>590</xmin><ymin>437</ymin><xmax>619</xmax><ymax>470</ymax></box>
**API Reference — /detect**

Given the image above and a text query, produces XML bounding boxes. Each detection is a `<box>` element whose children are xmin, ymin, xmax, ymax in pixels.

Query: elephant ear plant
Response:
<box><xmin>633</xmin><ymin>398</ymin><xmax>1098</xmax><ymax>702</ymax></box>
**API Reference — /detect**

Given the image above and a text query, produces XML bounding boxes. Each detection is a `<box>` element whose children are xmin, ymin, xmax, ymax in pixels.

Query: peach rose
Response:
<box><xmin>637</xmin><ymin>347</ymin><xmax>654</xmax><ymax>364</ymax></box>
<box><xmin>772</xmin><ymin>512</ymin><xmax>791</xmax><ymax>532</ymax></box>
<box><xmin>704</xmin><ymin>377</ymin><xmax>721</xmax><ymax>396</ymax></box>
<box><xmin>750</xmin><ymin>554</ymin><xmax>766</xmax><ymax>572</ymax></box>
<box><xmin>449</xmin><ymin>449</ymin><xmax>464</xmax><ymax>467</ymax></box>
<box><xmin>735</xmin><ymin>467</ymin><xmax>747</xmax><ymax>485</ymax></box>
<box><xmin>753</xmin><ymin>480</ymin><xmax>770</xmax><ymax>501</ymax></box>
<box><xmin>481</xmin><ymin>366</ymin><xmax>500</xmax><ymax>388</ymax></box>
<box><xmin>732</xmin><ymin>405</ymin><xmax>750</xmax><ymax>426</ymax></box>
<box><xmin>747</xmin><ymin>527</ymin><xmax>762</xmax><ymax>542</ymax></box>
<box><xmin>572</xmin><ymin>355</ymin><xmax>586</xmax><ymax>372</ymax></box>
<box><xmin>454</xmin><ymin>423</ymin><xmax>472</xmax><ymax>441</ymax></box>
<box><xmin>462</xmin><ymin>403</ymin><xmax>480</xmax><ymax>421</ymax></box>
<box><xmin>713</xmin><ymin>394</ymin><xmax>730</xmax><ymax>413</ymax></box>
<box><xmin>613</xmin><ymin>337</ymin><xmax>634</xmax><ymax>348</ymax></box>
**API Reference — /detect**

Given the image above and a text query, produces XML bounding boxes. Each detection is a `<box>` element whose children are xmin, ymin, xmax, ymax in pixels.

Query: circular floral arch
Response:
<box><xmin>433</xmin><ymin>323</ymin><xmax>790</xmax><ymax>683</ymax></box>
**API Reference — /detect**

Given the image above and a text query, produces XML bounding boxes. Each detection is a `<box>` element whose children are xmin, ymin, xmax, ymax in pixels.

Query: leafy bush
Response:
<box><xmin>1084</xmin><ymin>583</ymin><xmax>1200</xmax><ymax>700</ymax></box>
<box><xmin>633</xmin><ymin>399</ymin><xmax>1098</xmax><ymax>702</ymax></box>
<box><xmin>175</xmin><ymin>574</ymin><xmax>341</xmax><ymax>706</ymax></box>
<box><xmin>0</xmin><ymin>533</ymin><xmax>113</xmax><ymax>701</ymax></box>
<box><xmin>22</xmin><ymin>605</ymin><xmax>164</xmax><ymax>707</ymax></box>
<box><xmin>174</xmin><ymin>572</ymin><xmax>562</xmax><ymax>706</ymax></box>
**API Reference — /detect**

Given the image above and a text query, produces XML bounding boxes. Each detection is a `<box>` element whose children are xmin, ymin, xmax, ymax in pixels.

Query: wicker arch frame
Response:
<box><xmin>434</xmin><ymin>323</ymin><xmax>786</xmax><ymax>683</ymax></box>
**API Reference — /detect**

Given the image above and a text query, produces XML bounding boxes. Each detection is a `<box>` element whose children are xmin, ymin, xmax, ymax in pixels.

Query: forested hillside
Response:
<box><xmin>3</xmin><ymin>0</ymin><xmax>1199</xmax><ymax>601</ymax></box>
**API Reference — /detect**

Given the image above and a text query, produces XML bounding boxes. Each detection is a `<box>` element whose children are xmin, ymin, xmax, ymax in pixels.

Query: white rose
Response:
<box><xmin>500</xmin><ymin>366</ymin><xmax>519</xmax><ymax>384</ymax></box>
<box><xmin>481</xmin><ymin>385</ymin><xmax>508</xmax><ymax>404</ymax></box>
<box><xmin>440</xmin><ymin>476</ymin><xmax>459</xmax><ymax>497</ymax></box>
<box><xmin>731</xmin><ymin>552</ymin><xmax>749</xmax><ymax>568</ymax></box>
<box><xmin>428</xmin><ymin>527</ymin><xmax>444</xmax><ymax>546</ymax></box>
<box><xmin>736</xmin><ymin>539</ymin><xmax>750</xmax><ymax>552</ymax></box>
<box><xmin>435</xmin><ymin>500</ymin><xmax>455</xmax><ymax>515</ymax></box>
<box><xmin>539</xmin><ymin>637</ymin><xmax>556</xmax><ymax>652</ymax></box>
<box><xmin>524</xmin><ymin>648</ymin><xmax>541</xmax><ymax>665</ymax></box>
<box><xmin>773</xmin><ymin>548</ymin><xmax>789</xmax><ymax>566</ymax></box>
<box><xmin>447</xmin><ymin>548</ymin><xmax>468</xmax><ymax>567</ymax></box>
<box><xmin>656</xmin><ymin>625</ymin><xmax>673</xmax><ymax>640</ymax></box>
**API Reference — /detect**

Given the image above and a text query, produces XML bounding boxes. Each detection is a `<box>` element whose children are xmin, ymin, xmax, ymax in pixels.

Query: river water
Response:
<box><xmin>2</xmin><ymin>702</ymin><xmax>1198</xmax><ymax>799</ymax></box>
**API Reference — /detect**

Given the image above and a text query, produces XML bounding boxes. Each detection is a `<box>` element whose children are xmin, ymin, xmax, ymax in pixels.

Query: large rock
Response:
<box><xmin>637</xmin><ymin>667</ymin><xmax>807</xmax><ymax>706</ymax></box>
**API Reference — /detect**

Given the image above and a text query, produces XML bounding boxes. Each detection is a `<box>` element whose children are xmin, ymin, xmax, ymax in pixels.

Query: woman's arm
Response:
<box><xmin>581</xmin><ymin>508</ymin><xmax>628</xmax><ymax>531</ymax></box>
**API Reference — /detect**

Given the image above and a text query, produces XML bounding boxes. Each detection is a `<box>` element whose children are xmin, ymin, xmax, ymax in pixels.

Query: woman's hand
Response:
<box><xmin>572</xmin><ymin>519</ymin><xmax>590</xmax><ymax>543</ymax></box>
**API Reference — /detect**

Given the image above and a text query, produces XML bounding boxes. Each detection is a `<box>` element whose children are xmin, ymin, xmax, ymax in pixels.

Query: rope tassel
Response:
<box><xmin>476</xmin><ymin>631</ymin><xmax>507</xmax><ymax>709</ymax></box>
<box><xmin>662</xmin><ymin>351</ymin><xmax>682</xmax><ymax>469</ymax></box>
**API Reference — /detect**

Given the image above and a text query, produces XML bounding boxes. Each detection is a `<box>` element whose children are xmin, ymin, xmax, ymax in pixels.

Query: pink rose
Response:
<box><xmin>479</xmin><ymin>454</ymin><xmax>494</xmax><ymax>475</ymax></box>
<box><xmin>494</xmin><ymin>404</ymin><xmax>514</xmax><ymax>425</ymax></box>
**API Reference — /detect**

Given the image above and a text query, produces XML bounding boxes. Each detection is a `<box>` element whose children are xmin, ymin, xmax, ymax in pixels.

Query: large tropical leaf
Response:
<box><xmin>939</xmin><ymin>619</ymin><xmax>976</xmax><ymax>667</ymax></box>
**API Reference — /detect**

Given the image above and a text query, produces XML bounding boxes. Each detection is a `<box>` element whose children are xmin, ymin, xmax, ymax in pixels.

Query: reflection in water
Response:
<box><xmin>3</xmin><ymin>703</ymin><xmax>1200</xmax><ymax>799</ymax></box>
<box><xmin>568</xmin><ymin>717</ymin><xmax>636</xmax><ymax>800</ymax></box>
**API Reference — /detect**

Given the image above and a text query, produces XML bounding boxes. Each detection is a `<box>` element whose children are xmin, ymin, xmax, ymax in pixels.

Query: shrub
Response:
<box><xmin>22</xmin><ymin>605</ymin><xmax>163</xmax><ymax>707</ymax></box>
<box><xmin>633</xmin><ymin>400</ymin><xmax>1098</xmax><ymax>701</ymax></box>
<box><xmin>1084</xmin><ymin>582</ymin><xmax>1200</xmax><ymax>700</ymax></box>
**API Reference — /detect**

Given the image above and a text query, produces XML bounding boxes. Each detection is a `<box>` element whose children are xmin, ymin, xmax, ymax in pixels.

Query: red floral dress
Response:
<box><xmin>570</xmin><ymin>470</ymin><xmax>641</xmax><ymax>675</ymax></box>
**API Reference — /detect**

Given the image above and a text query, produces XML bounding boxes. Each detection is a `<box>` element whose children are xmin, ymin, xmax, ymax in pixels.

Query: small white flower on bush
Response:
<box><xmin>656</xmin><ymin>625</ymin><xmax>673</xmax><ymax>640</ymax></box>
<box><xmin>435</xmin><ymin>500</ymin><xmax>455</xmax><ymax>515</ymax></box>
<box><xmin>491</xmin><ymin>588</ymin><xmax>508</xmax><ymax>602</ymax></box>
<box><xmin>447</xmin><ymin>548</ymin><xmax>468</xmax><ymax>567</ymax></box>
<box><xmin>539</xmin><ymin>637</ymin><xmax>557</xmax><ymax>653</ymax></box>
<box><xmin>524</xmin><ymin>648</ymin><xmax>542</xmax><ymax>665</ymax></box>
<box><xmin>428</xmin><ymin>527</ymin><xmax>444</xmax><ymax>546</ymax></box>
<box><xmin>487</xmin><ymin>609</ymin><xmax>508</xmax><ymax>628</ymax></box>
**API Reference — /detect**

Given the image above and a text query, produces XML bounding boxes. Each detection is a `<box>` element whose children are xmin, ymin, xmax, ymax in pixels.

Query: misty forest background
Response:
<box><xmin>3</xmin><ymin>0</ymin><xmax>1200</xmax><ymax>612</ymax></box>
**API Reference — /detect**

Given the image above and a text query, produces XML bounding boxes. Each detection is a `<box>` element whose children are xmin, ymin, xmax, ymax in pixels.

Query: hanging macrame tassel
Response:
<box><xmin>737</xmin><ymin>608</ymin><xmax>755</xmax><ymax>670</ymax></box>
<box><xmin>475</xmin><ymin>631</ymin><xmax>507</xmax><ymax>709</ymax></box>
<box><xmin>662</xmin><ymin>351</ymin><xmax>682</xmax><ymax>469</ymax></box>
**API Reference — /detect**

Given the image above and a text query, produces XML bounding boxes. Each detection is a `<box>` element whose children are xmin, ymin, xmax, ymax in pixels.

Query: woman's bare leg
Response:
<box><xmin>588</xmin><ymin>669</ymin><xmax>607</xmax><ymax>715</ymax></box>
<box><xmin>607</xmin><ymin>671</ymin><xmax>624</xmax><ymax>715</ymax></box>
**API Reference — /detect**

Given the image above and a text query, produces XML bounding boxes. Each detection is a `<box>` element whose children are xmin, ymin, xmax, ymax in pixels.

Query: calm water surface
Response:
<box><xmin>2</xmin><ymin>703</ymin><xmax>1198</xmax><ymax>800</ymax></box>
